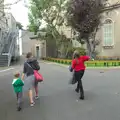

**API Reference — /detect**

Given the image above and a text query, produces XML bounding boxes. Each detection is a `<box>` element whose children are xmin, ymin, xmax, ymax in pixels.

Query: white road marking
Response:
<box><xmin>46</xmin><ymin>63</ymin><xmax>53</xmax><ymax>64</ymax></box>
<box><xmin>44</xmin><ymin>61</ymin><xmax>69</xmax><ymax>68</ymax></box>
<box><xmin>0</xmin><ymin>68</ymin><xmax>14</xmax><ymax>73</ymax></box>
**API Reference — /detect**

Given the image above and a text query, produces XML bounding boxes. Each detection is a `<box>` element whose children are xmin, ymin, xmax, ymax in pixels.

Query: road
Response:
<box><xmin>0</xmin><ymin>62</ymin><xmax>120</xmax><ymax>120</ymax></box>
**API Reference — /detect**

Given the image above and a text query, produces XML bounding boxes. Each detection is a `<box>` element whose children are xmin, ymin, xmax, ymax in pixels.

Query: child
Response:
<box><xmin>12</xmin><ymin>72</ymin><xmax>24</xmax><ymax>111</ymax></box>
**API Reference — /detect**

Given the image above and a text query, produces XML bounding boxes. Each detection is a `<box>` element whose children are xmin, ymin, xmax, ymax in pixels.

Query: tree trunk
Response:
<box><xmin>86</xmin><ymin>39</ymin><xmax>92</xmax><ymax>58</ymax></box>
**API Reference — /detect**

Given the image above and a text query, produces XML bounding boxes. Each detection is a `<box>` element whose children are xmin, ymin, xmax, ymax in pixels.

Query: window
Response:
<box><xmin>103</xmin><ymin>19</ymin><xmax>114</xmax><ymax>47</ymax></box>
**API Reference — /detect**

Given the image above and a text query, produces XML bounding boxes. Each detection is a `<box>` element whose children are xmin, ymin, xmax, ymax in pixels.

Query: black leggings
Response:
<box><xmin>75</xmin><ymin>70</ymin><xmax>84</xmax><ymax>96</ymax></box>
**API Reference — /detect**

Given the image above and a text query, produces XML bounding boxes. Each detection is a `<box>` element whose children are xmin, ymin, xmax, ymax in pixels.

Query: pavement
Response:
<box><xmin>0</xmin><ymin>61</ymin><xmax>120</xmax><ymax>120</ymax></box>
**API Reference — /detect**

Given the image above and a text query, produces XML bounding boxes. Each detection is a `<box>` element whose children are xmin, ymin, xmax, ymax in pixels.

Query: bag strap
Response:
<box><xmin>26</xmin><ymin>62</ymin><xmax>33</xmax><ymax>70</ymax></box>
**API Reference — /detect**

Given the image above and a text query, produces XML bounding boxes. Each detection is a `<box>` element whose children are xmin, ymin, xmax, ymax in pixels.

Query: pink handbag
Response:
<box><xmin>34</xmin><ymin>70</ymin><xmax>43</xmax><ymax>82</ymax></box>
<box><xmin>26</xmin><ymin>62</ymin><xmax>43</xmax><ymax>82</ymax></box>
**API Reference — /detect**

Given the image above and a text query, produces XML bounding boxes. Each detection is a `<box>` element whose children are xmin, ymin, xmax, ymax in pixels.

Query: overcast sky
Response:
<box><xmin>5</xmin><ymin>0</ymin><xmax>29</xmax><ymax>29</ymax></box>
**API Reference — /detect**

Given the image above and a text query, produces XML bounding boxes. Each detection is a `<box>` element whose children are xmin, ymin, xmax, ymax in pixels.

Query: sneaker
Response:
<box><xmin>17</xmin><ymin>107</ymin><xmax>22</xmax><ymax>111</ymax></box>
<box><xmin>30</xmin><ymin>102</ymin><xmax>35</xmax><ymax>107</ymax></box>
<box><xmin>75</xmin><ymin>88</ymin><xmax>79</xmax><ymax>93</ymax></box>
<box><xmin>79</xmin><ymin>96</ymin><xmax>84</xmax><ymax>100</ymax></box>
<box><xmin>35</xmin><ymin>96</ymin><xmax>39</xmax><ymax>100</ymax></box>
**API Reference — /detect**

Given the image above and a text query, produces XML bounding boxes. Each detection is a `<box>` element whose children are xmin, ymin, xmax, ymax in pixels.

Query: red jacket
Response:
<box><xmin>72</xmin><ymin>56</ymin><xmax>90</xmax><ymax>71</ymax></box>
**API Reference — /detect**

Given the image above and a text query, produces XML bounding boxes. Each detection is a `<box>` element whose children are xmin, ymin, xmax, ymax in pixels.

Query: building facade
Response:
<box><xmin>21</xmin><ymin>30</ymin><xmax>46</xmax><ymax>58</ymax></box>
<box><xmin>0</xmin><ymin>0</ymin><xmax>8</xmax><ymax>31</ymax></box>
<box><xmin>62</xmin><ymin>0</ymin><xmax>120</xmax><ymax>58</ymax></box>
<box><xmin>6</xmin><ymin>13</ymin><xmax>17</xmax><ymax>32</ymax></box>
<box><xmin>96</xmin><ymin>0</ymin><xmax>120</xmax><ymax>57</ymax></box>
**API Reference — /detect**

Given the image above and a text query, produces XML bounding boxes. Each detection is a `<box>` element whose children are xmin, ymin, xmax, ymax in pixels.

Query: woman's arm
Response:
<box><xmin>22</xmin><ymin>63</ymin><xmax>26</xmax><ymax>80</ymax></box>
<box><xmin>71</xmin><ymin>59</ymin><xmax>76</xmax><ymax>71</ymax></box>
<box><xmin>82</xmin><ymin>56</ymin><xmax>90</xmax><ymax>61</ymax></box>
<box><xmin>21</xmin><ymin>73</ymin><xmax>25</xmax><ymax>81</ymax></box>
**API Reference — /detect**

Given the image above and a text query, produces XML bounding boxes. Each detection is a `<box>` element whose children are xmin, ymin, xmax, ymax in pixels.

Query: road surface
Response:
<box><xmin>0</xmin><ymin>62</ymin><xmax>120</xmax><ymax>120</ymax></box>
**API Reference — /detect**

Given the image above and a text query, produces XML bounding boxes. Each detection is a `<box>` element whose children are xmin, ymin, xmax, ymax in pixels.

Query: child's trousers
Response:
<box><xmin>16</xmin><ymin>92</ymin><xmax>22</xmax><ymax>108</ymax></box>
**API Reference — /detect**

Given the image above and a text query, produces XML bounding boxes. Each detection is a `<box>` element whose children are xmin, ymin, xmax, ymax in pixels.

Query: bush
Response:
<box><xmin>96</xmin><ymin>56</ymin><xmax>120</xmax><ymax>61</ymax></box>
<box><xmin>43</xmin><ymin>57</ymin><xmax>120</xmax><ymax>67</ymax></box>
<box><xmin>65</xmin><ymin>61</ymin><xmax>67</xmax><ymax>64</ymax></box>
<box><xmin>61</xmin><ymin>60</ymin><xmax>63</xmax><ymax>64</ymax></box>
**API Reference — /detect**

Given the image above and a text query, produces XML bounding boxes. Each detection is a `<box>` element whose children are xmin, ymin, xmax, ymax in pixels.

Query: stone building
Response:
<box><xmin>21</xmin><ymin>30</ymin><xmax>46</xmax><ymax>58</ymax></box>
<box><xmin>95</xmin><ymin>0</ymin><xmax>120</xmax><ymax>57</ymax></box>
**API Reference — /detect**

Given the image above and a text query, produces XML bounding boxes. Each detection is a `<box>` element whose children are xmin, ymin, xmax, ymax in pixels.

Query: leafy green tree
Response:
<box><xmin>16</xmin><ymin>22</ymin><xmax>23</xmax><ymax>30</ymax></box>
<box><xmin>28</xmin><ymin>0</ymin><xmax>71</xmax><ymax>57</ymax></box>
<box><xmin>66</xmin><ymin>47</ymin><xmax>86</xmax><ymax>59</ymax></box>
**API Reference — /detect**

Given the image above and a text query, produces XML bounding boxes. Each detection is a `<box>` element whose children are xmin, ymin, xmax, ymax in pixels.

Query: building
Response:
<box><xmin>0</xmin><ymin>12</ymin><xmax>20</xmax><ymax>66</ymax></box>
<box><xmin>3</xmin><ymin>13</ymin><xmax>19</xmax><ymax>57</ymax></box>
<box><xmin>0</xmin><ymin>0</ymin><xmax>21</xmax><ymax>66</ymax></box>
<box><xmin>0</xmin><ymin>0</ymin><xmax>8</xmax><ymax>31</ymax></box>
<box><xmin>0</xmin><ymin>0</ymin><xmax>8</xmax><ymax>54</ymax></box>
<box><xmin>21</xmin><ymin>30</ymin><xmax>46</xmax><ymax>58</ymax></box>
<box><xmin>6</xmin><ymin>13</ymin><xmax>16</xmax><ymax>32</ymax></box>
<box><xmin>60</xmin><ymin>0</ymin><xmax>120</xmax><ymax>58</ymax></box>
<box><xmin>95</xmin><ymin>0</ymin><xmax>120</xmax><ymax>57</ymax></box>
<box><xmin>21</xmin><ymin>0</ymin><xmax>120</xmax><ymax>59</ymax></box>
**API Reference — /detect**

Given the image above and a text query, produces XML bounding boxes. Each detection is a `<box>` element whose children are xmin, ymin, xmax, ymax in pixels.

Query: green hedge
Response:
<box><xmin>42</xmin><ymin>57</ymin><xmax>120</xmax><ymax>67</ymax></box>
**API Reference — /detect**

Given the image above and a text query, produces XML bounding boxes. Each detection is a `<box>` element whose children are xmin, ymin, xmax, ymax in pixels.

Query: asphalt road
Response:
<box><xmin>0</xmin><ymin>62</ymin><xmax>120</xmax><ymax>120</ymax></box>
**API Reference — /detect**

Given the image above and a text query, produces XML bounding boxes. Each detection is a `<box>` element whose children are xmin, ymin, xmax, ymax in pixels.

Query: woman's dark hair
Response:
<box><xmin>73</xmin><ymin>50</ymin><xmax>80</xmax><ymax>58</ymax></box>
<box><xmin>26</xmin><ymin>52</ymin><xmax>32</xmax><ymax>58</ymax></box>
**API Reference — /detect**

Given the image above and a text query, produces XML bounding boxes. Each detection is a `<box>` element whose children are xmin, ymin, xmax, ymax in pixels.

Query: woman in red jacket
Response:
<box><xmin>71</xmin><ymin>51</ymin><xmax>90</xmax><ymax>100</ymax></box>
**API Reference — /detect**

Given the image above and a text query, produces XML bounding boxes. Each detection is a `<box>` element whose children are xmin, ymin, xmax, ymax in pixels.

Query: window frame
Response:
<box><xmin>102</xmin><ymin>18</ymin><xmax>114</xmax><ymax>47</ymax></box>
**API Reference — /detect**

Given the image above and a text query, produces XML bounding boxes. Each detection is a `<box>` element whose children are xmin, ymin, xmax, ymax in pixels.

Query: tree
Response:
<box><xmin>66</xmin><ymin>47</ymin><xmax>86</xmax><ymax>59</ymax></box>
<box><xmin>67</xmin><ymin>0</ymin><xmax>107</xmax><ymax>57</ymax></box>
<box><xmin>28</xmin><ymin>0</ymin><xmax>72</xmax><ymax>58</ymax></box>
<box><xmin>67</xmin><ymin>0</ymin><xmax>120</xmax><ymax>57</ymax></box>
<box><xmin>0</xmin><ymin>0</ymin><xmax>23</xmax><ymax>10</ymax></box>
<box><xmin>16</xmin><ymin>22</ymin><xmax>23</xmax><ymax>30</ymax></box>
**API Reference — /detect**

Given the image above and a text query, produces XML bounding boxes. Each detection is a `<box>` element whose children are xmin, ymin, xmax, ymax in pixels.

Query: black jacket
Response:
<box><xmin>23</xmin><ymin>58</ymin><xmax>40</xmax><ymax>76</ymax></box>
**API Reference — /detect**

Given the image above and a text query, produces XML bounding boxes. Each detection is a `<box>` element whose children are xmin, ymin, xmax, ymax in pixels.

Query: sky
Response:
<box><xmin>5</xmin><ymin>0</ymin><xmax>29</xmax><ymax>29</ymax></box>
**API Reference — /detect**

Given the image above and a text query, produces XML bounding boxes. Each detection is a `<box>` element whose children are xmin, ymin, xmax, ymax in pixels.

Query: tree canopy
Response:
<box><xmin>28</xmin><ymin>0</ymin><xmax>119</xmax><ymax>58</ymax></box>
<box><xmin>16</xmin><ymin>22</ymin><xmax>23</xmax><ymax>30</ymax></box>
<box><xmin>28</xmin><ymin>0</ymin><xmax>72</xmax><ymax>57</ymax></box>
<box><xmin>67</xmin><ymin>0</ymin><xmax>107</xmax><ymax>57</ymax></box>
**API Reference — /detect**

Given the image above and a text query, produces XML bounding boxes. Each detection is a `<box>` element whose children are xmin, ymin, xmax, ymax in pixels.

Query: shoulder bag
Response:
<box><xmin>26</xmin><ymin>62</ymin><xmax>43</xmax><ymax>82</ymax></box>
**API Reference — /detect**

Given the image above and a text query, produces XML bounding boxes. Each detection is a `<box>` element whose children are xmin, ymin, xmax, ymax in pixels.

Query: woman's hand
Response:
<box><xmin>69</xmin><ymin>65</ymin><xmax>73</xmax><ymax>72</ymax></box>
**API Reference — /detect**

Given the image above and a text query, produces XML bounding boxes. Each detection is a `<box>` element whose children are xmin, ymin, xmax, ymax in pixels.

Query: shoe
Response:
<box><xmin>17</xmin><ymin>107</ymin><xmax>22</xmax><ymax>111</ymax></box>
<box><xmin>30</xmin><ymin>102</ymin><xmax>35</xmax><ymax>107</ymax></box>
<box><xmin>35</xmin><ymin>96</ymin><xmax>39</xmax><ymax>100</ymax></box>
<box><xmin>75</xmin><ymin>88</ymin><xmax>79</xmax><ymax>93</ymax></box>
<box><xmin>79</xmin><ymin>96</ymin><xmax>84</xmax><ymax>100</ymax></box>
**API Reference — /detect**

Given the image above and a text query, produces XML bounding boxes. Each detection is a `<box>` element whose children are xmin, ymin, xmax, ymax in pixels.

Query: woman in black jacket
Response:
<box><xmin>22</xmin><ymin>52</ymin><xmax>40</xmax><ymax>106</ymax></box>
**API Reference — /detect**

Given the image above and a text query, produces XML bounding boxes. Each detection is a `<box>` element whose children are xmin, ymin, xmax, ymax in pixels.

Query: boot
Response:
<box><xmin>79</xmin><ymin>92</ymin><xmax>84</xmax><ymax>100</ymax></box>
<box><xmin>75</xmin><ymin>88</ymin><xmax>79</xmax><ymax>93</ymax></box>
<box><xmin>79</xmin><ymin>95</ymin><xmax>84</xmax><ymax>100</ymax></box>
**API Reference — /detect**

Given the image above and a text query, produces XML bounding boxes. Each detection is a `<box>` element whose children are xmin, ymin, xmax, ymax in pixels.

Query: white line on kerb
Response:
<box><xmin>0</xmin><ymin>68</ymin><xmax>14</xmax><ymax>73</ymax></box>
